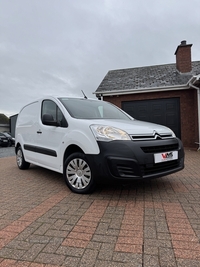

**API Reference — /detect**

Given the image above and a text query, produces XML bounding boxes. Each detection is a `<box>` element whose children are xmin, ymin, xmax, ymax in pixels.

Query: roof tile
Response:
<box><xmin>95</xmin><ymin>61</ymin><xmax>200</xmax><ymax>93</ymax></box>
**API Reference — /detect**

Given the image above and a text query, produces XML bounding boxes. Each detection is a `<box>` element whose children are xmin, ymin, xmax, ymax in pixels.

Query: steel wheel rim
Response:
<box><xmin>17</xmin><ymin>149</ymin><xmax>22</xmax><ymax>167</ymax></box>
<box><xmin>66</xmin><ymin>158</ymin><xmax>91</xmax><ymax>189</ymax></box>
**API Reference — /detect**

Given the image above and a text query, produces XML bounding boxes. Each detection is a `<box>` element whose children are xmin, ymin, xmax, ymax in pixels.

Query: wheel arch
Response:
<box><xmin>63</xmin><ymin>149</ymin><xmax>96</xmax><ymax>194</ymax></box>
<box><xmin>63</xmin><ymin>144</ymin><xmax>84</xmax><ymax>169</ymax></box>
<box><xmin>15</xmin><ymin>142</ymin><xmax>21</xmax><ymax>154</ymax></box>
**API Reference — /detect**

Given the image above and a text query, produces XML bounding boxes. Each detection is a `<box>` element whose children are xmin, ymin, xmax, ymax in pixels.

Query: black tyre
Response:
<box><xmin>16</xmin><ymin>146</ymin><xmax>30</xmax><ymax>170</ymax></box>
<box><xmin>64</xmin><ymin>152</ymin><xmax>96</xmax><ymax>194</ymax></box>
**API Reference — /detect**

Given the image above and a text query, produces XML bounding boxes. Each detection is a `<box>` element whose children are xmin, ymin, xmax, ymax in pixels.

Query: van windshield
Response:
<box><xmin>58</xmin><ymin>98</ymin><xmax>132</xmax><ymax>120</ymax></box>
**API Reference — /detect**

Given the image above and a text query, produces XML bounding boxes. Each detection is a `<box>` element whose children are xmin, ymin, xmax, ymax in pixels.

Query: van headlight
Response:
<box><xmin>171</xmin><ymin>131</ymin><xmax>176</xmax><ymax>138</ymax></box>
<box><xmin>166</xmin><ymin>127</ymin><xmax>176</xmax><ymax>138</ymax></box>
<box><xmin>170</xmin><ymin>130</ymin><xmax>176</xmax><ymax>137</ymax></box>
<box><xmin>90</xmin><ymin>125</ymin><xmax>131</xmax><ymax>141</ymax></box>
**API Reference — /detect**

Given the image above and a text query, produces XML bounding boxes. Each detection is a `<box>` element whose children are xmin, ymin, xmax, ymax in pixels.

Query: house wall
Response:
<box><xmin>103</xmin><ymin>89</ymin><xmax>198</xmax><ymax>149</ymax></box>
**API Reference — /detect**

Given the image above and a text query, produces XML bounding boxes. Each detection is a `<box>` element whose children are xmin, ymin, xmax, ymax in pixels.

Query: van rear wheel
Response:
<box><xmin>16</xmin><ymin>146</ymin><xmax>30</xmax><ymax>170</ymax></box>
<box><xmin>64</xmin><ymin>152</ymin><xmax>96</xmax><ymax>194</ymax></box>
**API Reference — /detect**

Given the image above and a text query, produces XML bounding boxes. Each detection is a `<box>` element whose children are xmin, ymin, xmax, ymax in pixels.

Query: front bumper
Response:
<box><xmin>87</xmin><ymin>138</ymin><xmax>184</xmax><ymax>183</ymax></box>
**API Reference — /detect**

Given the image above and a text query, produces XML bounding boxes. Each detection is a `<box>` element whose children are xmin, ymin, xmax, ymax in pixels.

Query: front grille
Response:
<box><xmin>130</xmin><ymin>133</ymin><xmax>172</xmax><ymax>141</ymax></box>
<box><xmin>141</xmin><ymin>160</ymin><xmax>180</xmax><ymax>176</ymax></box>
<box><xmin>141</xmin><ymin>143</ymin><xmax>179</xmax><ymax>153</ymax></box>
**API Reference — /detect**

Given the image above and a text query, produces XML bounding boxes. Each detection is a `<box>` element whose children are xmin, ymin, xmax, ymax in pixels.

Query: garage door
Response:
<box><xmin>122</xmin><ymin>98</ymin><xmax>181</xmax><ymax>138</ymax></box>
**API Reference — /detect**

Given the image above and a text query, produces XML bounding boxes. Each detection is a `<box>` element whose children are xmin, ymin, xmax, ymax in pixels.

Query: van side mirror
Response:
<box><xmin>42</xmin><ymin>114</ymin><xmax>60</xmax><ymax>126</ymax></box>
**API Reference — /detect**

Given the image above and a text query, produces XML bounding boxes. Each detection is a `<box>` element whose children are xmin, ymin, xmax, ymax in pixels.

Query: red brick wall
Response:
<box><xmin>176</xmin><ymin>45</ymin><xmax>192</xmax><ymax>73</ymax></box>
<box><xmin>103</xmin><ymin>89</ymin><xmax>198</xmax><ymax>148</ymax></box>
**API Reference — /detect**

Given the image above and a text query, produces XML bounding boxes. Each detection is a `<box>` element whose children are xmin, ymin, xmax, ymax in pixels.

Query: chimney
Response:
<box><xmin>174</xmin><ymin>40</ymin><xmax>193</xmax><ymax>73</ymax></box>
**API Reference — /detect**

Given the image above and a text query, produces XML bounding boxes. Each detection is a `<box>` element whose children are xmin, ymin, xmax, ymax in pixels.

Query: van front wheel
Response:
<box><xmin>64</xmin><ymin>152</ymin><xmax>96</xmax><ymax>194</ymax></box>
<box><xmin>16</xmin><ymin>146</ymin><xmax>30</xmax><ymax>170</ymax></box>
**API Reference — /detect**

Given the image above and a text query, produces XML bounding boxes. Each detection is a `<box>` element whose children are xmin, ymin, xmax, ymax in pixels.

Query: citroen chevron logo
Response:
<box><xmin>153</xmin><ymin>131</ymin><xmax>162</xmax><ymax>140</ymax></box>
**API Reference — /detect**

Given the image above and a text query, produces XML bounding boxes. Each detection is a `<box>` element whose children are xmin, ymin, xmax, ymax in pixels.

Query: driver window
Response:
<box><xmin>42</xmin><ymin>100</ymin><xmax>67</xmax><ymax>127</ymax></box>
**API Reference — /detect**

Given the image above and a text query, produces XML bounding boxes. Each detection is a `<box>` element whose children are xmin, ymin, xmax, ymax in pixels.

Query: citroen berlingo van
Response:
<box><xmin>15</xmin><ymin>96</ymin><xmax>184</xmax><ymax>194</ymax></box>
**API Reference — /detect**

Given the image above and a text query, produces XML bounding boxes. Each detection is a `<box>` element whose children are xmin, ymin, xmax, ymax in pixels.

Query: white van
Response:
<box><xmin>15</xmin><ymin>96</ymin><xmax>184</xmax><ymax>194</ymax></box>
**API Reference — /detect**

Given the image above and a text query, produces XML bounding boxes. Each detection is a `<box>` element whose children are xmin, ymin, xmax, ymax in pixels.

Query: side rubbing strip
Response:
<box><xmin>24</xmin><ymin>145</ymin><xmax>57</xmax><ymax>157</ymax></box>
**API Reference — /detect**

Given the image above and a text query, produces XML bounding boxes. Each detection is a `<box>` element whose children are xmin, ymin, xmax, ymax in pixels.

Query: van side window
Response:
<box><xmin>42</xmin><ymin>100</ymin><xmax>68</xmax><ymax>127</ymax></box>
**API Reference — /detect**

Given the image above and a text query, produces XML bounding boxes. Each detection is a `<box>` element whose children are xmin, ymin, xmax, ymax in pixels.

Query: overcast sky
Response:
<box><xmin>1</xmin><ymin>0</ymin><xmax>200</xmax><ymax>117</ymax></box>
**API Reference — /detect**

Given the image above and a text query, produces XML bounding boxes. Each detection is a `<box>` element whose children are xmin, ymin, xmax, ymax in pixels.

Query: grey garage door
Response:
<box><xmin>122</xmin><ymin>98</ymin><xmax>181</xmax><ymax>138</ymax></box>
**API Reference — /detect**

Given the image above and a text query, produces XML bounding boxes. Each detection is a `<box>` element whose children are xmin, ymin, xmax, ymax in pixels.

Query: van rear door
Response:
<box><xmin>16</xmin><ymin>101</ymin><xmax>40</xmax><ymax>163</ymax></box>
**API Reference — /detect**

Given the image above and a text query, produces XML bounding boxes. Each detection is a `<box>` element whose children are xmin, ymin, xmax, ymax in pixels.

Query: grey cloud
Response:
<box><xmin>0</xmin><ymin>0</ymin><xmax>200</xmax><ymax>116</ymax></box>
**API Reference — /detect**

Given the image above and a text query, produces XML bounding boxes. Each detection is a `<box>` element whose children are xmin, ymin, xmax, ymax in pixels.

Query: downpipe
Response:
<box><xmin>189</xmin><ymin>75</ymin><xmax>200</xmax><ymax>150</ymax></box>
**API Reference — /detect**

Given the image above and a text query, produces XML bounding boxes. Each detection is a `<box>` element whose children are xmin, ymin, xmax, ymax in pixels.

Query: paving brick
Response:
<box><xmin>92</xmin><ymin>234</ymin><xmax>117</xmax><ymax>244</ymax></box>
<box><xmin>98</xmin><ymin>243</ymin><xmax>115</xmax><ymax>261</ymax></box>
<box><xmin>21</xmin><ymin>244</ymin><xmax>46</xmax><ymax>261</ymax></box>
<box><xmin>177</xmin><ymin>259</ymin><xmax>200</xmax><ymax>267</ymax></box>
<box><xmin>32</xmin><ymin>223</ymin><xmax>51</xmax><ymax>235</ymax></box>
<box><xmin>5</xmin><ymin>240</ymin><xmax>32</xmax><ymax>250</ymax></box>
<box><xmin>159</xmin><ymin>247</ymin><xmax>177</xmax><ymax>266</ymax></box>
<box><xmin>44</xmin><ymin>229</ymin><xmax>68</xmax><ymax>238</ymax></box>
<box><xmin>62</xmin><ymin>238</ymin><xmax>89</xmax><ymax>248</ymax></box>
<box><xmin>13</xmin><ymin>261</ymin><xmax>31</xmax><ymax>267</ymax></box>
<box><xmin>42</xmin><ymin>237</ymin><xmax>63</xmax><ymax>254</ymax></box>
<box><xmin>143</xmin><ymin>254</ymin><xmax>160</xmax><ymax>267</ymax></box>
<box><xmin>144</xmin><ymin>244</ymin><xmax>158</xmax><ymax>255</ymax></box>
<box><xmin>62</xmin><ymin>256</ymin><xmax>80</xmax><ymax>267</ymax></box>
<box><xmin>1</xmin><ymin>150</ymin><xmax>200</xmax><ymax>266</ymax></box>
<box><xmin>0</xmin><ymin>259</ymin><xmax>16</xmax><ymax>267</ymax></box>
<box><xmin>112</xmin><ymin>252</ymin><xmax>142</xmax><ymax>264</ymax></box>
<box><xmin>0</xmin><ymin>247</ymin><xmax>26</xmax><ymax>260</ymax></box>
<box><xmin>144</xmin><ymin>238</ymin><xmax>173</xmax><ymax>249</ymax></box>
<box><xmin>35</xmin><ymin>252</ymin><xmax>66</xmax><ymax>265</ymax></box>
<box><xmin>95</xmin><ymin>260</ymin><xmax>137</xmax><ymax>267</ymax></box>
<box><xmin>79</xmin><ymin>248</ymin><xmax>98</xmax><ymax>266</ymax></box>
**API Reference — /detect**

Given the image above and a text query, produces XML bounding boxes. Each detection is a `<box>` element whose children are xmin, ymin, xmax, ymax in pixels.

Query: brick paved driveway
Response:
<box><xmin>0</xmin><ymin>150</ymin><xmax>200</xmax><ymax>267</ymax></box>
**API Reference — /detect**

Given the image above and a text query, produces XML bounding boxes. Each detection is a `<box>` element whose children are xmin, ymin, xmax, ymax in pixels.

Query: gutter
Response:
<box><xmin>94</xmin><ymin>84</ymin><xmax>190</xmax><ymax>96</ymax></box>
<box><xmin>188</xmin><ymin>74</ymin><xmax>200</xmax><ymax>150</ymax></box>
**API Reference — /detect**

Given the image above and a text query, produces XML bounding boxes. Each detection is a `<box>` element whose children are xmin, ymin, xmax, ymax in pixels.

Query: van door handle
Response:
<box><xmin>37</xmin><ymin>130</ymin><xmax>42</xmax><ymax>134</ymax></box>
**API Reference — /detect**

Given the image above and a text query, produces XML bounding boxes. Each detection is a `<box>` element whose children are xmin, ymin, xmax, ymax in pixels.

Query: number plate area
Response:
<box><xmin>154</xmin><ymin>151</ymin><xmax>178</xmax><ymax>164</ymax></box>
